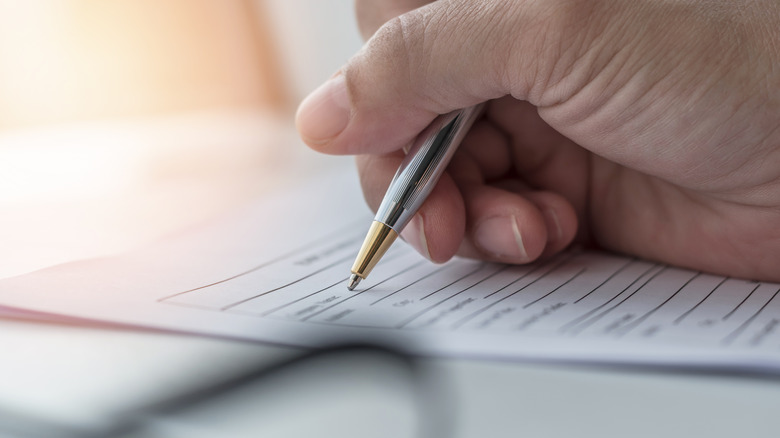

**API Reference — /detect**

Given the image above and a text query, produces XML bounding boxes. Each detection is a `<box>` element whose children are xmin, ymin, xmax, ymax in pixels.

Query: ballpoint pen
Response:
<box><xmin>347</xmin><ymin>103</ymin><xmax>485</xmax><ymax>290</ymax></box>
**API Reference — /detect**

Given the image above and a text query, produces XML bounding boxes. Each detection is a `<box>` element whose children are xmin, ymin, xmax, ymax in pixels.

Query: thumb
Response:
<box><xmin>296</xmin><ymin>0</ymin><xmax>583</xmax><ymax>155</ymax></box>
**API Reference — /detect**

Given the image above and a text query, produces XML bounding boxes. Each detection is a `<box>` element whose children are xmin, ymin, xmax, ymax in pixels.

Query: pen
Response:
<box><xmin>347</xmin><ymin>103</ymin><xmax>485</xmax><ymax>290</ymax></box>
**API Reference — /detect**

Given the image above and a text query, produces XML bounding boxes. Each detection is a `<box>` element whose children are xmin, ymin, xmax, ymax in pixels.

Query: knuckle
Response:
<box><xmin>503</xmin><ymin>0</ymin><xmax>619</xmax><ymax>104</ymax></box>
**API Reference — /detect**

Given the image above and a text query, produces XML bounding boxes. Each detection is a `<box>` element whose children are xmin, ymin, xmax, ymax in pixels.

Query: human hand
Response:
<box><xmin>296</xmin><ymin>0</ymin><xmax>780</xmax><ymax>281</ymax></box>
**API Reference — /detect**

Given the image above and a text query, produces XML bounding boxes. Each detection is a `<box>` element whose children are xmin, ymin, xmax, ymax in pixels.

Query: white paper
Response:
<box><xmin>1</xmin><ymin>169</ymin><xmax>779</xmax><ymax>373</ymax></box>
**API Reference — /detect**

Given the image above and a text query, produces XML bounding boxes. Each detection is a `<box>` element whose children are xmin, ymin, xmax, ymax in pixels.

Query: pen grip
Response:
<box><xmin>374</xmin><ymin>104</ymin><xmax>484</xmax><ymax>232</ymax></box>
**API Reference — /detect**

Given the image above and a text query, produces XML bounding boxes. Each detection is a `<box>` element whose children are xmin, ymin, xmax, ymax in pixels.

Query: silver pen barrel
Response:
<box><xmin>374</xmin><ymin>103</ymin><xmax>484</xmax><ymax>231</ymax></box>
<box><xmin>348</xmin><ymin>103</ymin><xmax>484</xmax><ymax>289</ymax></box>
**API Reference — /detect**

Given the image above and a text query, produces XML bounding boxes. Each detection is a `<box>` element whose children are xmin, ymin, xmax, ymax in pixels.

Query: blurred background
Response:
<box><xmin>0</xmin><ymin>0</ymin><xmax>364</xmax><ymax>278</ymax></box>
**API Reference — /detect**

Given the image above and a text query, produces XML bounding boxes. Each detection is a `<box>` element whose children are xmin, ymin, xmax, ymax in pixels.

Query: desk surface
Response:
<box><xmin>0</xmin><ymin>112</ymin><xmax>777</xmax><ymax>438</ymax></box>
<box><xmin>1</xmin><ymin>317</ymin><xmax>777</xmax><ymax>438</ymax></box>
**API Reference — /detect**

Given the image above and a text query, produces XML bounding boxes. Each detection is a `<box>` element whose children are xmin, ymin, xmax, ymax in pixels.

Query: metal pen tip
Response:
<box><xmin>347</xmin><ymin>274</ymin><xmax>362</xmax><ymax>291</ymax></box>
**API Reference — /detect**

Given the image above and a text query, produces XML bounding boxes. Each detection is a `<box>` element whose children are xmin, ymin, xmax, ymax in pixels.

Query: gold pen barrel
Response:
<box><xmin>350</xmin><ymin>220</ymin><xmax>398</xmax><ymax>281</ymax></box>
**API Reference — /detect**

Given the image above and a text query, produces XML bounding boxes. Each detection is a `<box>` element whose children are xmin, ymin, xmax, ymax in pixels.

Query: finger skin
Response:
<box><xmin>457</xmin><ymin>118</ymin><xmax>513</xmax><ymax>182</ymax></box>
<box><xmin>456</xmin><ymin>182</ymin><xmax>548</xmax><ymax>263</ymax></box>
<box><xmin>519</xmin><ymin>190</ymin><xmax>578</xmax><ymax>258</ymax></box>
<box><xmin>449</xmin><ymin>178</ymin><xmax>578</xmax><ymax>263</ymax></box>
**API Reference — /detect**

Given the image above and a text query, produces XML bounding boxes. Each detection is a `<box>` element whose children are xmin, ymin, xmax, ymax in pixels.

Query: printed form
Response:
<box><xmin>1</xmin><ymin>169</ymin><xmax>779</xmax><ymax>373</ymax></box>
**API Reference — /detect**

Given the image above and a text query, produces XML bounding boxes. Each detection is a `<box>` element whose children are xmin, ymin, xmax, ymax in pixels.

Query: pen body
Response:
<box><xmin>374</xmin><ymin>104</ymin><xmax>484</xmax><ymax>232</ymax></box>
<box><xmin>349</xmin><ymin>104</ymin><xmax>484</xmax><ymax>287</ymax></box>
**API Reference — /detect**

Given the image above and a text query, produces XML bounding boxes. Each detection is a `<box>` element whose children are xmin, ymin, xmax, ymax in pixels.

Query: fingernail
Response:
<box><xmin>543</xmin><ymin>208</ymin><xmax>562</xmax><ymax>244</ymax></box>
<box><xmin>474</xmin><ymin>215</ymin><xmax>529</xmax><ymax>260</ymax></box>
<box><xmin>296</xmin><ymin>75</ymin><xmax>351</xmax><ymax>144</ymax></box>
<box><xmin>401</xmin><ymin>215</ymin><xmax>431</xmax><ymax>260</ymax></box>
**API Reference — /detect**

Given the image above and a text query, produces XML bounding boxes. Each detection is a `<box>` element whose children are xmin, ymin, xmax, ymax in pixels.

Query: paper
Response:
<box><xmin>1</xmin><ymin>168</ymin><xmax>779</xmax><ymax>373</ymax></box>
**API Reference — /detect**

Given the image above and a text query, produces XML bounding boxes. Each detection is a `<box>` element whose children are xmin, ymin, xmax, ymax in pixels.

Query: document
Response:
<box><xmin>1</xmin><ymin>168</ymin><xmax>779</xmax><ymax>373</ymax></box>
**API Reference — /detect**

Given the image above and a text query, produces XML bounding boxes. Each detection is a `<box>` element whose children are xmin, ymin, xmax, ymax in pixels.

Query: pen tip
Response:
<box><xmin>347</xmin><ymin>274</ymin><xmax>362</xmax><ymax>291</ymax></box>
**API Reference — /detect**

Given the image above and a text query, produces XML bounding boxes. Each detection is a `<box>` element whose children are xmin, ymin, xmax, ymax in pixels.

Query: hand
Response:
<box><xmin>296</xmin><ymin>0</ymin><xmax>780</xmax><ymax>281</ymax></box>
